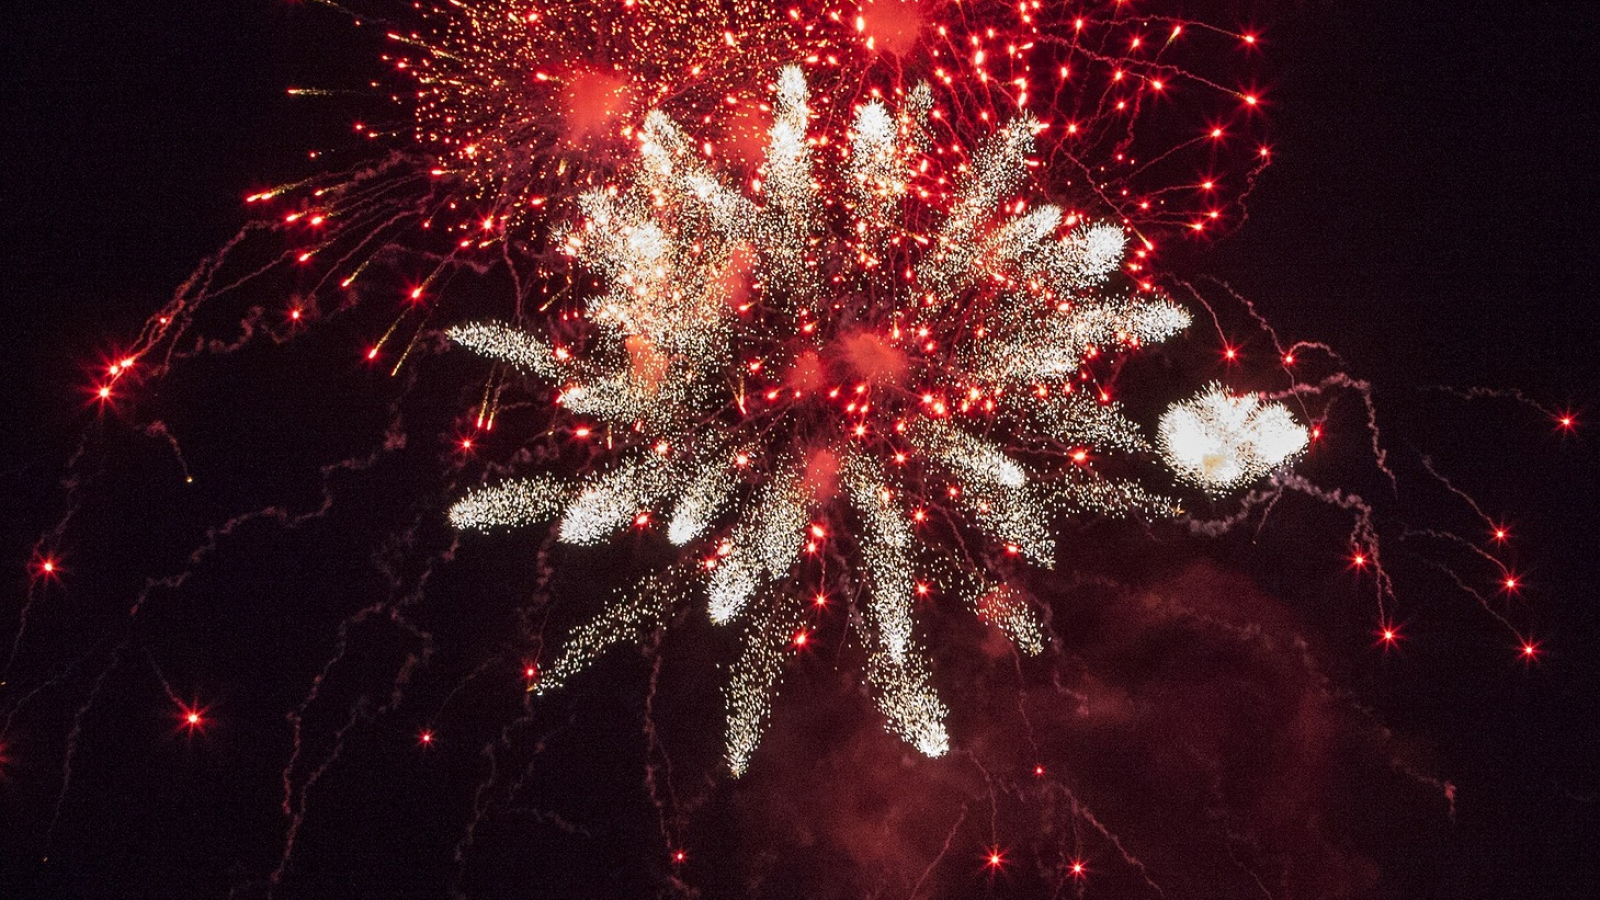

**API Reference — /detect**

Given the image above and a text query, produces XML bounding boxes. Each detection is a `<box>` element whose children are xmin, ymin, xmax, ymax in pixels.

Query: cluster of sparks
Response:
<box><xmin>194</xmin><ymin>0</ymin><xmax>1280</xmax><ymax>386</ymax></box>
<box><xmin>444</xmin><ymin>65</ymin><xmax>1304</xmax><ymax>773</ymax></box>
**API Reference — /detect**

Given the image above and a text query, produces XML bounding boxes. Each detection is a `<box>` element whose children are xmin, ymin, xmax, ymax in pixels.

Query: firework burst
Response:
<box><xmin>446</xmin><ymin>66</ymin><xmax>1303</xmax><ymax>774</ymax></box>
<box><xmin>176</xmin><ymin>0</ymin><xmax>1271</xmax><ymax>391</ymax></box>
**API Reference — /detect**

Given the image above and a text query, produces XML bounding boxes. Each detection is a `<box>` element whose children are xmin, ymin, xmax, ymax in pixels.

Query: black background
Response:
<box><xmin>3</xmin><ymin>2</ymin><xmax>1597</xmax><ymax>898</ymax></box>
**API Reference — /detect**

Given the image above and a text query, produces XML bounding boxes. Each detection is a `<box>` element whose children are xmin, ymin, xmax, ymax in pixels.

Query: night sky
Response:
<box><xmin>3</xmin><ymin>2</ymin><xmax>1597</xmax><ymax>899</ymax></box>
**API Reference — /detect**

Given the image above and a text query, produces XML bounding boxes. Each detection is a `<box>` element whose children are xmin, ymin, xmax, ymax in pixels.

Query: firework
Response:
<box><xmin>405</xmin><ymin>0</ymin><xmax>806</xmax><ymax>231</ymax></box>
<box><xmin>446</xmin><ymin>66</ymin><xmax>1300</xmax><ymax>774</ymax></box>
<box><xmin>389</xmin><ymin>0</ymin><xmax>1268</xmax><ymax>236</ymax></box>
<box><xmin>168</xmin><ymin>0</ymin><xmax>1269</xmax><ymax>390</ymax></box>
<box><xmin>1158</xmin><ymin>385</ymin><xmax>1307</xmax><ymax>492</ymax></box>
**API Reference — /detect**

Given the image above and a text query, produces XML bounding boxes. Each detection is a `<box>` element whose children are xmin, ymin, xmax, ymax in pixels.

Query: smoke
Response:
<box><xmin>680</xmin><ymin>558</ymin><xmax>1431</xmax><ymax>899</ymax></box>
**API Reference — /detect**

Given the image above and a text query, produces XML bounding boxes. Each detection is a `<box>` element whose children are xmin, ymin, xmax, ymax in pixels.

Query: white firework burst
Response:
<box><xmin>446</xmin><ymin>67</ymin><xmax>1298</xmax><ymax>775</ymax></box>
<box><xmin>1158</xmin><ymin>385</ymin><xmax>1309</xmax><ymax>492</ymax></box>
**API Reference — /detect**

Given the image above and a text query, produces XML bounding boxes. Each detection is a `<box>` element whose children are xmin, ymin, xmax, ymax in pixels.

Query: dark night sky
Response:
<box><xmin>2</xmin><ymin>2</ymin><xmax>1597</xmax><ymax>899</ymax></box>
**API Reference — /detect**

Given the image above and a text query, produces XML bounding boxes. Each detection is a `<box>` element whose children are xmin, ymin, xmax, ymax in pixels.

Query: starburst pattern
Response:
<box><xmin>446</xmin><ymin>66</ymin><xmax>1294</xmax><ymax>774</ymax></box>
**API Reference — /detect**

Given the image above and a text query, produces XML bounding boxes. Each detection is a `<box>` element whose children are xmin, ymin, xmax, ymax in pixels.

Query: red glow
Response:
<box><xmin>1070</xmin><ymin>859</ymin><xmax>1087</xmax><ymax>877</ymax></box>
<box><xmin>419</xmin><ymin>729</ymin><xmax>435</xmax><ymax>746</ymax></box>
<box><xmin>1557</xmin><ymin>414</ymin><xmax>1576</xmax><ymax>431</ymax></box>
<box><xmin>1520</xmin><ymin>640</ymin><xmax>1541</xmax><ymax>662</ymax></box>
<box><xmin>177</xmin><ymin>704</ymin><xmax>206</xmax><ymax>733</ymax></box>
<box><xmin>793</xmin><ymin>629</ymin><xmax>810</xmax><ymax>648</ymax></box>
<box><xmin>1350</xmin><ymin>552</ymin><xmax>1367</xmax><ymax>568</ymax></box>
<box><xmin>672</xmin><ymin>849</ymin><xmax>687</xmax><ymax>865</ymax></box>
<box><xmin>985</xmin><ymin>847</ymin><xmax>1006</xmax><ymax>870</ymax></box>
<box><xmin>1033</xmin><ymin>764</ymin><xmax>1045</xmax><ymax>777</ymax></box>
<box><xmin>35</xmin><ymin>555</ymin><xmax>60</xmax><ymax>580</ymax></box>
<box><xmin>1492</xmin><ymin>527</ymin><xmax>1509</xmax><ymax>542</ymax></box>
<box><xmin>1502</xmin><ymin>575</ymin><xmax>1520</xmax><ymax>592</ymax></box>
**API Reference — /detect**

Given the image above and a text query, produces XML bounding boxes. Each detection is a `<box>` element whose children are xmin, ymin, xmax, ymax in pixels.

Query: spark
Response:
<box><xmin>985</xmin><ymin>846</ymin><xmax>1007</xmax><ymax>870</ymax></box>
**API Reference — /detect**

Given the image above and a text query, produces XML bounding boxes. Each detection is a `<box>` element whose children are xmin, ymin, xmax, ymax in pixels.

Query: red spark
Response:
<box><xmin>1519</xmin><ymin>640</ymin><xmax>1541</xmax><ymax>662</ymax></box>
<box><xmin>1033</xmin><ymin>764</ymin><xmax>1045</xmax><ymax>777</ymax></box>
<box><xmin>418</xmin><ymin>729</ymin><xmax>435</xmax><ymax>746</ymax></box>
<box><xmin>33</xmin><ymin>555</ymin><xmax>61</xmax><ymax>581</ymax></box>
<box><xmin>1502</xmin><ymin>575</ymin><xmax>1520</xmax><ymax>593</ymax></box>
<box><xmin>1350</xmin><ymin>552</ymin><xmax>1367</xmax><ymax>569</ymax></box>
<box><xmin>177</xmin><ymin>704</ymin><xmax>207</xmax><ymax>734</ymax></box>
<box><xmin>792</xmin><ymin>629</ymin><xmax>810</xmax><ymax>649</ymax></box>
<box><xmin>1070</xmin><ymin>859</ymin><xmax>1088</xmax><ymax>878</ymax></box>
<box><xmin>672</xmin><ymin>849</ymin><xmax>687</xmax><ymax>865</ymax></box>
<box><xmin>984</xmin><ymin>846</ymin><xmax>1007</xmax><ymax>871</ymax></box>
